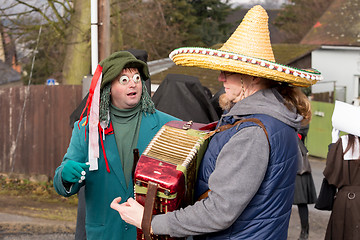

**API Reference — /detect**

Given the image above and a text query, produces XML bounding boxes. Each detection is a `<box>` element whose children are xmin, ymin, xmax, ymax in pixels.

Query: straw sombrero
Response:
<box><xmin>169</xmin><ymin>5</ymin><xmax>322</xmax><ymax>87</ymax></box>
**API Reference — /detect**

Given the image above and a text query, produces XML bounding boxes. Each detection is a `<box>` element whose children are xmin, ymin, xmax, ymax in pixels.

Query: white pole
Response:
<box><xmin>91</xmin><ymin>0</ymin><xmax>98</xmax><ymax>75</ymax></box>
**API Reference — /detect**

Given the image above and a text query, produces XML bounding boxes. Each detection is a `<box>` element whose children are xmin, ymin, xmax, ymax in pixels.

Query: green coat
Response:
<box><xmin>54</xmin><ymin>110</ymin><xmax>178</xmax><ymax>240</ymax></box>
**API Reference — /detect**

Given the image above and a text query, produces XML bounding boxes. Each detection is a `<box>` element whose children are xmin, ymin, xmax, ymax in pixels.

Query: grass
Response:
<box><xmin>0</xmin><ymin>175</ymin><xmax>78</xmax><ymax>222</ymax></box>
<box><xmin>0</xmin><ymin>175</ymin><xmax>78</xmax><ymax>205</ymax></box>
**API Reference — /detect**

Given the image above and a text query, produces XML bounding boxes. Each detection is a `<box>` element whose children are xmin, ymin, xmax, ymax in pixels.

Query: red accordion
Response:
<box><xmin>134</xmin><ymin>120</ymin><xmax>212</xmax><ymax>240</ymax></box>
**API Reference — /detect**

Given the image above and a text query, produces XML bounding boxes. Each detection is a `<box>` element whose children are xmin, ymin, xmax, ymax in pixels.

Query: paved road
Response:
<box><xmin>0</xmin><ymin>158</ymin><xmax>329</xmax><ymax>240</ymax></box>
<box><xmin>288</xmin><ymin>158</ymin><xmax>331</xmax><ymax>240</ymax></box>
<box><xmin>0</xmin><ymin>212</ymin><xmax>75</xmax><ymax>240</ymax></box>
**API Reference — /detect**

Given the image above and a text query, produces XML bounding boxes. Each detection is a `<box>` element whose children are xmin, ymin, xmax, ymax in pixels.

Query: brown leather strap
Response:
<box><xmin>206</xmin><ymin>118</ymin><xmax>270</xmax><ymax>150</ymax></box>
<box><xmin>142</xmin><ymin>181</ymin><xmax>158</xmax><ymax>240</ymax></box>
<box><xmin>132</xmin><ymin>148</ymin><xmax>140</xmax><ymax>180</ymax></box>
<box><xmin>198</xmin><ymin>189</ymin><xmax>210</xmax><ymax>201</ymax></box>
<box><xmin>237</xmin><ymin>118</ymin><xmax>270</xmax><ymax>148</ymax></box>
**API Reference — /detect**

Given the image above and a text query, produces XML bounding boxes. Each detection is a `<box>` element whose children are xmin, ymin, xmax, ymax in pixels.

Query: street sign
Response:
<box><xmin>46</xmin><ymin>78</ymin><xmax>56</xmax><ymax>85</ymax></box>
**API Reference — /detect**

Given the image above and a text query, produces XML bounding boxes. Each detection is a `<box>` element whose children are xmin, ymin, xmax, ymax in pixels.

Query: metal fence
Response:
<box><xmin>0</xmin><ymin>85</ymin><xmax>82</xmax><ymax>179</ymax></box>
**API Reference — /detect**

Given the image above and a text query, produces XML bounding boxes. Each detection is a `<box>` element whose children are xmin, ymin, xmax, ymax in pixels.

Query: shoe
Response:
<box><xmin>298</xmin><ymin>225</ymin><xmax>309</xmax><ymax>240</ymax></box>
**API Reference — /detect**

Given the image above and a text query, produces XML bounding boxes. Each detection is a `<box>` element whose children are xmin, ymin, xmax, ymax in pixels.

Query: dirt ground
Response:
<box><xmin>0</xmin><ymin>196</ymin><xmax>331</xmax><ymax>239</ymax></box>
<box><xmin>0</xmin><ymin>194</ymin><xmax>77</xmax><ymax>237</ymax></box>
<box><xmin>288</xmin><ymin>158</ymin><xmax>331</xmax><ymax>240</ymax></box>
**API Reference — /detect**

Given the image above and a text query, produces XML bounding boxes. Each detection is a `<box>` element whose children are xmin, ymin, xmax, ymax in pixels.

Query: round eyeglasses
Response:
<box><xmin>119</xmin><ymin>73</ymin><xmax>141</xmax><ymax>85</ymax></box>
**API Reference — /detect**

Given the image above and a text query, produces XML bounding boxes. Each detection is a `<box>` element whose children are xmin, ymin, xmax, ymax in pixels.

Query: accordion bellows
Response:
<box><xmin>134</xmin><ymin>121</ymin><xmax>211</xmax><ymax>240</ymax></box>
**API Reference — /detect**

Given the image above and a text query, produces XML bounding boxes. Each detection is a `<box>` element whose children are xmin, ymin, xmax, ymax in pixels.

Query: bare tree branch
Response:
<box><xmin>53</xmin><ymin>0</ymin><xmax>73</xmax><ymax>13</ymax></box>
<box><xmin>47</xmin><ymin>0</ymin><xmax>67</xmax><ymax>29</ymax></box>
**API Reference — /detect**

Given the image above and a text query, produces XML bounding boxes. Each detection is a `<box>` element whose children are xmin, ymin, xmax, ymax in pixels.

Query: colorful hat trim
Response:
<box><xmin>169</xmin><ymin>47</ymin><xmax>323</xmax><ymax>86</ymax></box>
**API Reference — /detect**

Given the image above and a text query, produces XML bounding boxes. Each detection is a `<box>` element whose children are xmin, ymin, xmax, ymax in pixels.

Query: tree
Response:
<box><xmin>1</xmin><ymin>0</ymin><xmax>235</xmax><ymax>84</ymax></box>
<box><xmin>188</xmin><ymin>0</ymin><xmax>233</xmax><ymax>47</ymax></box>
<box><xmin>110</xmin><ymin>0</ymin><xmax>124</xmax><ymax>54</ymax></box>
<box><xmin>274</xmin><ymin>0</ymin><xmax>334</xmax><ymax>43</ymax></box>
<box><xmin>61</xmin><ymin>0</ymin><xmax>91</xmax><ymax>85</ymax></box>
<box><xmin>0</xmin><ymin>0</ymin><xmax>75</xmax><ymax>84</ymax></box>
<box><xmin>19</xmin><ymin>21</ymin><xmax>67</xmax><ymax>85</ymax></box>
<box><xmin>119</xmin><ymin>0</ymin><xmax>197</xmax><ymax>59</ymax></box>
<box><xmin>118</xmin><ymin>0</ymin><xmax>234</xmax><ymax>59</ymax></box>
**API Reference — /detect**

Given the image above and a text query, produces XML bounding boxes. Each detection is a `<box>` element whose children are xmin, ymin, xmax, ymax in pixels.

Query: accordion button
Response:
<box><xmin>164</xmin><ymin>190</ymin><xmax>170</xmax><ymax>196</ymax></box>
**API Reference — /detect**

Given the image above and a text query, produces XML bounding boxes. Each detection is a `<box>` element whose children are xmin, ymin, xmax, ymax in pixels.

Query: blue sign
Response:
<box><xmin>46</xmin><ymin>78</ymin><xmax>56</xmax><ymax>85</ymax></box>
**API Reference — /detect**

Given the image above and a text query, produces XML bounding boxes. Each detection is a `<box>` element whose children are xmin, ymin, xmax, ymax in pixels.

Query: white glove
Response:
<box><xmin>332</xmin><ymin>128</ymin><xmax>340</xmax><ymax>143</ymax></box>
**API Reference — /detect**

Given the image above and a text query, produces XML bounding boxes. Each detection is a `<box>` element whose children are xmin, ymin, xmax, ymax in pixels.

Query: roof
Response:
<box><xmin>301</xmin><ymin>0</ymin><xmax>360</xmax><ymax>46</ymax></box>
<box><xmin>0</xmin><ymin>60</ymin><xmax>21</xmax><ymax>85</ymax></box>
<box><xmin>272</xmin><ymin>44</ymin><xmax>320</xmax><ymax>65</ymax></box>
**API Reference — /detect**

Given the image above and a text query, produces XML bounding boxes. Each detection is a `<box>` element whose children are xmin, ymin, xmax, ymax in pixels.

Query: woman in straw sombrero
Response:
<box><xmin>110</xmin><ymin>5</ymin><xmax>322</xmax><ymax>240</ymax></box>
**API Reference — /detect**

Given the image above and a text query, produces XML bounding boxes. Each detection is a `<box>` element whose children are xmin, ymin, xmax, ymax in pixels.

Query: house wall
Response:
<box><xmin>311</xmin><ymin>46</ymin><xmax>360</xmax><ymax>103</ymax></box>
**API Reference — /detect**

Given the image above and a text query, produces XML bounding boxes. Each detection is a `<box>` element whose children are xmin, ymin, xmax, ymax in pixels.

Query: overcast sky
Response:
<box><xmin>228</xmin><ymin>0</ymin><xmax>288</xmax><ymax>8</ymax></box>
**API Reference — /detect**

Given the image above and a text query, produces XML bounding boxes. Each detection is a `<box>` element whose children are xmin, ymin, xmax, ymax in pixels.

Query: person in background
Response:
<box><xmin>293</xmin><ymin>124</ymin><xmax>317</xmax><ymax>240</ymax></box>
<box><xmin>110</xmin><ymin>5</ymin><xmax>322</xmax><ymax>239</ymax></box>
<box><xmin>323</xmin><ymin>128</ymin><xmax>360</xmax><ymax>240</ymax></box>
<box><xmin>53</xmin><ymin>51</ymin><xmax>178</xmax><ymax>240</ymax></box>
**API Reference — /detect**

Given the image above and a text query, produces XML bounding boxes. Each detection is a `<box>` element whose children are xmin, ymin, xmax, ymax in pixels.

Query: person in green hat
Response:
<box><xmin>53</xmin><ymin>51</ymin><xmax>178</xmax><ymax>240</ymax></box>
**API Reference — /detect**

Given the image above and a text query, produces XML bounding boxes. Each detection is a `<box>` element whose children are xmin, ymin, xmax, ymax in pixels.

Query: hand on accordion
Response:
<box><xmin>110</xmin><ymin>197</ymin><xmax>144</xmax><ymax>229</ymax></box>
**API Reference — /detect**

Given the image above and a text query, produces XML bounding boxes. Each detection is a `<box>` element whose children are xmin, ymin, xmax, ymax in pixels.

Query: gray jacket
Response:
<box><xmin>152</xmin><ymin>88</ymin><xmax>302</xmax><ymax>237</ymax></box>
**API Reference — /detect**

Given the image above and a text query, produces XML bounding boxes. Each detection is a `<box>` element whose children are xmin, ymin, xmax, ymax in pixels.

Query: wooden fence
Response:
<box><xmin>0</xmin><ymin>85</ymin><xmax>82</xmax><ymax>179</ymax></box>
